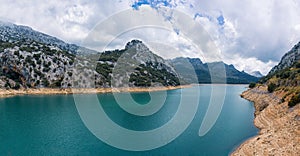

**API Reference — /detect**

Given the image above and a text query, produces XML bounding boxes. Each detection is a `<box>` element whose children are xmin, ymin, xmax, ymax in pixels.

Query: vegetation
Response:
<box><xmin>0</xmin><ymin>38</ymin><xmax>182</xmax><ymax>89</ymax></box>
<box><xmin>129</xmin><ymin>62</ymin><xmax>180</xmax><ymax>87</ymax></box>
<box><xmin>249</xmin><ymin>82</ymin><xmax>256</xmax><ymax>88</ymax></box>
<box><xmin>288</xmin><ymin>93</ymin><xmax>300</xmax><ymax>107</ymax></box>
<box><xmin>268</xmin><ymin>83</ymin><xmax>277</xmax><ymax>93</ymax></box>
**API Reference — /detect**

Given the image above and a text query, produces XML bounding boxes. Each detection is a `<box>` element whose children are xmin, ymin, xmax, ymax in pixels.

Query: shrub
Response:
<box><xmin>295</xmin><ymin>62</ymin><xmax>300</xmax><ymax>68</ymax></box>
<box><xmin>33</xmin><ymin>53</ymin><xmax>41</xmax><ymax>59</ymax></box>
<box><xmin>249</xmin><ymin>82</ymin><xmax>256</xmax><ymax>88</ymax></box>
<box><xmin>14</xmin><ymin>51</ymin><xmax>20</xmax><ymax>56</ymax></box>
<box><xmin>12</xmin><ymin>82</ymin><xmax>21</xmax><ymax>90</ymax></box>
<box><xmin>42</xmin><ymin>78</ymin><xmax>49</xmax><ymax>87</ymax></box>
<box><xmin>268</xmin><ymin>83</ymin><xmax>277</xmax><ymax>93</ymax></box>
<box><xmin>288</xmin><ymin>93</ymin><xmax>300</xmax><ymax>107</ymax></box>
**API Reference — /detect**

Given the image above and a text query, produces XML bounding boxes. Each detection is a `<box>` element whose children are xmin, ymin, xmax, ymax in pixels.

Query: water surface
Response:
<box><xmin>0</xmin><ymin>85</ymin><xmax>258</xmax><ymax>155</ymax></box>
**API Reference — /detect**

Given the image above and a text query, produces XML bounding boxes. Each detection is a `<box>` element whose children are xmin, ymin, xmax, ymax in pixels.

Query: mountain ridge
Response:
<box><xmin>170</xmin><ymin>57</ymin><xmax>259</xmax><ymax>84</ymax></box>
<box><xmin>0</xmin><ymin>21</ymin><xmax>97</xmax><ymax>55</ymax></box>
<box><xmin>0</xmin><ymin>21</ymin><xmax>258</xmax><ymax>90</ymax></box>
<box><xmin>268</xmin><ymin>41</ymin><xmax>300</xmax><ymax>75</ymax></box>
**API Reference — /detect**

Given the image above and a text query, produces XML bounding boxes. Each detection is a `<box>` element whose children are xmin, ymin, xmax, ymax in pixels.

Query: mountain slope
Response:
<box><xmin>0</xmin><ymin>37</ymin><xmax>179</xmax><ymax>89</ymax></box>
<box><xmin>233</xmin><ymin>41</ymin><xmax>300</xmax><ymax>156</ymax></box>
<box><xmin>268</xmin><ymin>41</ymin><xmax>300</xmax><ymax>75</ymax></box>
<box><xmin>0</xmin><ymin>22</ymin><xmax>180</xmax><ymax>89</ymax></box>
<box><xmin>170</xmin><ymin>57</ymin><xmax>259</xmax><ymax>84</ymax></box>
<box><xmin>94</xmin><ymin>40</ymin><xmax>179</xmax><ymax>88</ymax></box>
<box><xmin>0</xmin><ymin>21</ymin><xmax>96</xmax><ymax>55</ymax></box>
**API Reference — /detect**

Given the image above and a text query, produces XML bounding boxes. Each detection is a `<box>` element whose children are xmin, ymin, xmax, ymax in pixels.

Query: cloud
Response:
<box><xmin>222</xmin><ymin>54</ymin><xmax>277</xmax><ymax>75</ymax></box>
<box><xmin>0</xmin><ymin>0</ymin><xmax>300</xmax><ymax>75</ymax></box>
<box><xmin>0</xmin><ymin>0</ymin><xmax>130</xmax><ymax>43</ymax></box>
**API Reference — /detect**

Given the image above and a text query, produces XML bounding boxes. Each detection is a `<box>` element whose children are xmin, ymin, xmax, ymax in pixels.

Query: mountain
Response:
<box><xmin>260</xmin><ymin>41</ymin><xmax>300</xmax><ymax>85</ymax></box>
<box><xmin>250</xmin><ymin>71</ymin><xmax>264</xmax><ymax>78</ymax></box>
<box><xmin>0</xmin><ymin>21</ymin><xmax>258</xmax><ymax>89</ymax></box>
<box><xmin>268</xmin><ymin>41</ymin><xmax>300</xmax><ymax>75</ymax></box>
<box><xmin>234</xmin><ymin>42</ymin><xmax>300</xmax><ymax>156</ymax></box>
<box><xmin>0</xmin><ymin>36</ymin><xmax>179</xmax><ymax>89</ymax></box>
<box><xmin>0</xmin><ymin>21</ymin><xmax>97</xmax><ymax>55</ymax></box>
<box><xmin>170</xmin><ymin>57</ymin><xmax>259</xmax><ymax>84</ymax></box>
<box><xmin>0</xmin><ymin>22</ymin><xmax>180</xmax><ymax>89</ymax></box>
<box><xmin>94</xmin><ymin>40</ymin><xmax>179</xmax><ymax>88</ymax></box>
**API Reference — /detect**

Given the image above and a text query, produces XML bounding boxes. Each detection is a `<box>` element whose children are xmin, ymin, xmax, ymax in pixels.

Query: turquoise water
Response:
<box><xmin>0</xmin><ymin>85</ymin><xmax>258</xmax><ymax>155</ymax></box>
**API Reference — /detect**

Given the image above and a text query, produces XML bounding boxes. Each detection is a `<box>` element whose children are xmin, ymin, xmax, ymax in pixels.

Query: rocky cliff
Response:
<box><xmin>269</xmin><ymin>41</ymin><xmax>300</xmax><ymax>75</ymax></box>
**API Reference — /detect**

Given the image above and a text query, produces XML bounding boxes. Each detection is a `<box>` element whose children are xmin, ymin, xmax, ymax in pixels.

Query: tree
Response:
<box><xmin>288</xmin><ymin>93</ymin><xmax>300</xmax><ymax>107</ymax></box>
<box><xmin>249</xmin><ymin>82</ymin><xmax>256</xmax><ymax>88</ymax></box>
<box><xmin>268</xmin><ymin>83</ymin><xmax>277</xmax><ymax>93</ymax></box>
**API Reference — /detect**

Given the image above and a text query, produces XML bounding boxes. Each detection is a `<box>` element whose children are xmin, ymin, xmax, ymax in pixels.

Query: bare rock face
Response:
<box><xmin>269</xmin><ymin>42</ymin><xmax>300</xmax><ymax>75</ymax></box>
<box><xmin>232</xmin><ymin>86</ymin><xmax>300</xmax><ymax>156</ymax></box>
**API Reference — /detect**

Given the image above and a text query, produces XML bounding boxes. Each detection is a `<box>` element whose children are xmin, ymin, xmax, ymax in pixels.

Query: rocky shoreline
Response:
<box><xmin>0</xmin><ymin>85</ymin><xmax>190</xmax><ymax>98</ymax></box>
<box><xmin>232</xmin><ymin>85</ymin><xmax>300</xmax><ymax>156</ymax></box>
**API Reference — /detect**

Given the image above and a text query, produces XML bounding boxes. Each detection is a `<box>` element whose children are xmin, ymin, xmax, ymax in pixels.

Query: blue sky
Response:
<box><xmin>0</xmin><ymin>0</ymin><xmax>300</xmax><ymax>75</ymax></box>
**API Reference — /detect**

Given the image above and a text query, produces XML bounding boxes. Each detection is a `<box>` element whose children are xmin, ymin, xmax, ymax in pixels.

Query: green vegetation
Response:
<box><xmin>0</xmin><ymin>40</ymin><xmax>15</xmax><ymax>51</ymax></box>
<box><xmin>98</xmin><ymin>49</ymin><xmax>125</xmax><ymax>62</ymax></box>
<box><xmin>288</xmin><ymin>93</ymin><xmax>300</xmax><ymax>107</ymax></box>
<box><xmin>20</xmin><ymin>46</ymin><xmax>36</xmax><ymax>52</ymax></box>
<box><xmin>267</xmin><ymin>83</ymin><xmax>277</xmax><ymax>93</ymax></box>
<box><xmin>249</xmin><ymin>82</ymin><xmax>256</xmax><ymax>88</ymax></box>
<box><xmin>96</xmin><ymin>63</ymin><xmax>113</xmax><ymax>79</ymax></box>
<box><xmin>42</xmin><ymin>78</ymin><xmax>49</xmax><ymax>87</ymax></box>
<box><xmin>50</xmin><ymin>78</ymin><xmax>63</xmax><ymax>88</ymax></box>
<box><xmin>129</xmin><ymin>62</ymin><xmax>180</xmax><ymax>87</ymax></box>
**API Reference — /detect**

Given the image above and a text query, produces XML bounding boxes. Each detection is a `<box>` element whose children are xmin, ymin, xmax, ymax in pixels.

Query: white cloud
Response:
<box><xmin>1</xmin><ymin>0</ymin><xmax>300</xmax><ymax>75</ymax></box>
<box><xmin>222</xmin><ymin>54</ymin><xmax>277</xmax><ymax>75</ymax></box>
<box><xmin>0</xmin><ymin>0</ymin><xmax>130</xmax><ymax>43</ymax></box>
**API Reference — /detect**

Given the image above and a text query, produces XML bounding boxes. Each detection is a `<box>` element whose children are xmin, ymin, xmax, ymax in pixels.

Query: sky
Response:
<box><xmin>1</xmin><ymin>0</ymin><xmax>300</xmax><ymax>75</ymax></box>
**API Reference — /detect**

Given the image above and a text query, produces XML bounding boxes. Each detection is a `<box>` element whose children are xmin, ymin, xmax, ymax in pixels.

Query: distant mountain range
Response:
<box><xmin>0</xmin><ymin>21</ymin><xmax>258</xmax><ymax>89</ymax></box>
<box><xmin>170</xmin><ymin>57</ymin><xmax>259</xmax><ymax>84</ymax></box>
<box><xmin>250</xmin><ymin>71</ymin><xmax>264</xmax><ymax>78</ymax></box>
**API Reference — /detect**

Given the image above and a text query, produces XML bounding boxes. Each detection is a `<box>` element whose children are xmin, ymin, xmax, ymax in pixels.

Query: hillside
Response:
<box><xmin>0</xmin><ymin>21</ymin><xmax>96</xmax><ymax>55</ymax></box>
<box><xmin>0</xmin><ymin>22</ymin><xmax>180</xmax><ymax>89</ymax></box>
<box><xmin>233</xmin><ymin>41</ymin><xmax>300</xmax><ymax>156</ymax></box>
<box><xmin>0</xmin><ymin>39</ymin><xmax>180</xmax><ymax>89</ymax></box>
<box><xmin>0</xmin><ymin>21</ymin><xmax>259</xmax><ymax>91</ymax></box>
<box><xmin>259</xmin><ymin>41</ymin><xmax>300</xmax><ymax>106</ymax></box>
<box><xmin>170</xmin><ymin>57</ymin><xmax>259</xmax><ymax>84</ymax></box>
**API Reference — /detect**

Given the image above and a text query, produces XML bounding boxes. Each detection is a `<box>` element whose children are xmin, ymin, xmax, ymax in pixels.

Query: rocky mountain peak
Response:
<box><xmin>125</xmin><ymin>39</ymin><xmax>149</xmax><ymax>51</ymax></box>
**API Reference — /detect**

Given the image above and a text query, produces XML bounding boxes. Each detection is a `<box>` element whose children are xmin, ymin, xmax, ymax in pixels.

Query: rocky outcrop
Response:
<box><xmin>232</xmin><ymin>86</ymin><xmax>300</xmax><ymax>156</ymax></box>
<box><xmin>269</xmin><ymin>42</ymin><xmax>300</xmax><ymax>75</ymax></box>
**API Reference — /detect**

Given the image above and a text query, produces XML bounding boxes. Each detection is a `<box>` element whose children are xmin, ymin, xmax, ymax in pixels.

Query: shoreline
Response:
<box><xmin>0</xmin><ymin>85</ymin><xmax>192</xmax><ymax>98</ymax></box>
<box><xmin>231</xmin><ymin>85</ymin><xmax>300</xmax><ymax>155</ymax></box>
<box><xmin>0</xmin><ymin>84</ymin><xmax>249</xmax><ymax>98</ymax></box>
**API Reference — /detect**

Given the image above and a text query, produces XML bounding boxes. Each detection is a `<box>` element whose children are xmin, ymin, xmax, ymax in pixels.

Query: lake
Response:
<box><xmin>0</xmin><ymin>85</ymin><xmax>258</xmax><ymax>155</ymax></box>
